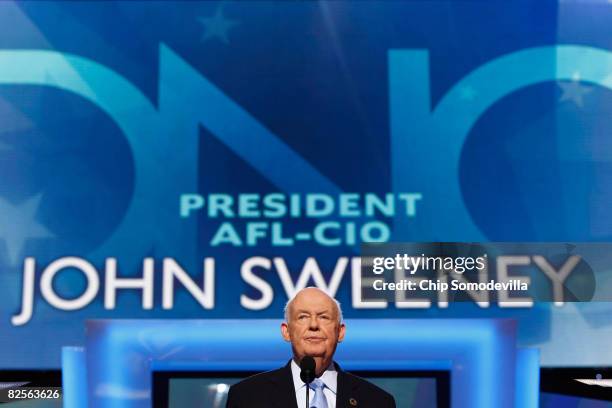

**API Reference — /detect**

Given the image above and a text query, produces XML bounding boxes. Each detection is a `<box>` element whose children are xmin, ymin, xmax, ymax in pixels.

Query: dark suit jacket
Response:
<box><xmin>226</xmin><ymin>360</ymin><xmax>396</xmax><ymax>408</ymax></box>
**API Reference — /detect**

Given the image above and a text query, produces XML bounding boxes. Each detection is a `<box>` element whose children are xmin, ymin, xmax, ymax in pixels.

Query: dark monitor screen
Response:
<box><xmin>153</xmin><ymin>370</ymin><xmax>450</xmax><ymax>408</ymax></box>
<box><xmin>0</xmin><ymin>370</ymin><xmax>62</xmax><ymax>407</ymax></box>
<box><xmin>540</xmin><ymin>367</ymin><xmax>612</xmax><ymax>408</ymax></box>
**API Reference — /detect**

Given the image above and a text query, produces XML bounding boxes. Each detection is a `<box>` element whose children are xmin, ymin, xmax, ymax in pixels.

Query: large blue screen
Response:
<box><xmin>0</xmin><ymin>0</ymin><xmax>610</xmax><ymax>368</ymax></box>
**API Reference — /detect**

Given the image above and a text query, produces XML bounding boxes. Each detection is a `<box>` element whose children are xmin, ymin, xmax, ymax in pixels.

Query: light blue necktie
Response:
<box><xmin>309</xmin><ymin>378</ymin><xmax>328</xmax><ymax>408</ymax></box>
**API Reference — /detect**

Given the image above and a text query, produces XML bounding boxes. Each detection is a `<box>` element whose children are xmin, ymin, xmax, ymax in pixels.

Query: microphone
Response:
<box><xmin>300</xmin><ymin>356</ymin><xmax>316</xmax><ymax>408</ymax></box>
<box><xmin>300</xmin><ymin>356</ymin><xmax>316</xmax><ymax>384</ymax></box>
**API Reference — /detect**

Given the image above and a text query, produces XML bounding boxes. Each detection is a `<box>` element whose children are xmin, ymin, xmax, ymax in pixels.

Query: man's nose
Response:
<box><xmin>308</xmin><ymin>316</ymin><xmax>320</xmax><ymax>329</ymax></box>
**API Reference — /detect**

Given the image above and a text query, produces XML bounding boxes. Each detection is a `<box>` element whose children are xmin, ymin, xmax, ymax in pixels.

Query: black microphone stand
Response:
<box><xmin>300</xmin><ymin>356</ymin><xmax>316</xmax><ymax>408</ymax></box>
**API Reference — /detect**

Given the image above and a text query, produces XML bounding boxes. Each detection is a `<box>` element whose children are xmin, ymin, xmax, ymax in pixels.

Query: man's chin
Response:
<box><xmin>302</xmin><ymin>347</ymin><xmax>326</xmax><ymax>357</ymax></box>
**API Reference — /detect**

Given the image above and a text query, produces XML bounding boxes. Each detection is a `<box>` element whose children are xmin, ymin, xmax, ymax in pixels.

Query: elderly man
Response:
<box><xmin>226</xmin><ymin>287</ymin><xmax>396</xmax><ymax>408</ymax></box>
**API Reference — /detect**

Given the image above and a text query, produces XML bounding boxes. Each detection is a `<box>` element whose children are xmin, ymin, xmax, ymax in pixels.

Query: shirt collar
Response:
<box><xmin>290</xmin><ymin>359</ymin><xmax>338</xmax><ymax>394</ymax></box>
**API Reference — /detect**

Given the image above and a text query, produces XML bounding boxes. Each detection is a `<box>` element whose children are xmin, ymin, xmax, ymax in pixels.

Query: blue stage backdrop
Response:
<box><xmin>0</xmin><ymin>0</ymin><xmax>611</xmax><ymax>368</ymax></box>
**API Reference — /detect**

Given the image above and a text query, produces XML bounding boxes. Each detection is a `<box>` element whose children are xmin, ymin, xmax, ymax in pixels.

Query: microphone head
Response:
<box><xmin>299</xmin><ymin>356</ymin><xmax>316</xmax><ymax>384</ymax></box>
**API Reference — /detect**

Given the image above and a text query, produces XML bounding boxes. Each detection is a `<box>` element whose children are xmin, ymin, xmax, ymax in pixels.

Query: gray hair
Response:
<box><xmin>283</xmin><ymin>288</ymin><xmax>344</xmax><ymax>324</ymax></box>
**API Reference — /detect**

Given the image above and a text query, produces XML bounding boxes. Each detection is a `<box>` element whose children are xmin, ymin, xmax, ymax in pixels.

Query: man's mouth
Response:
<box><xmin>305</xmin><ymin>337</ymin><xmax>325</xmax><ymax>342</ymax></box>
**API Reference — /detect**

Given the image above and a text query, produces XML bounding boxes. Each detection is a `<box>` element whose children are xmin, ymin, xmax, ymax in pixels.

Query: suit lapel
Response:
<box><xmin>268</xmin><ymin>360</ymin><xmax>359</xmax><ymax>408</ymax></box>
<box><xmin>269</xmin><ymin>360</ymin><xmax>299</xmax><ymax>408</ymax></box>
<box><xmin>335</xmin><ymin>363</ymin><xmax>358</xmax><ymax>408</ymax></box>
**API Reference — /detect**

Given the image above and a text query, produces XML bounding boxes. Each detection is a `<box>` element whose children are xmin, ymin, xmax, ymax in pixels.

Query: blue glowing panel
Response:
<box><xmin>81</xmin><ymin>319</ymin><xmax>526</xmax><ymax>408</ymax></box>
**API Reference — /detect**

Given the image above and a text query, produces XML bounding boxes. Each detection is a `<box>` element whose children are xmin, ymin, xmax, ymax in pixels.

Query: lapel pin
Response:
<box><xmin>349</xmin><ymin>397</ymin><xmax>358</xmax><ymax>406</ymax></box>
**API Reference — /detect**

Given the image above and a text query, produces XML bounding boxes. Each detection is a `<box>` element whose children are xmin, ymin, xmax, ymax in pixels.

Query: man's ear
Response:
<box><xmin>337</xmin><ymin>323</ymin><xmax>346</xmax><ymax>343</ymax></box>
<box><xmin>281</xmin><ymin>322</ymin><xmax>291</xmax><ymax>342</ymax></box>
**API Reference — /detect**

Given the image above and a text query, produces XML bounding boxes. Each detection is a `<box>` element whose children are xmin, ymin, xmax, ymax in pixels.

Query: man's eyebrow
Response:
<box><xmin>294</xmin><ymin>309</ymin><xmax>334</xmax><ymax>315</ymax></box>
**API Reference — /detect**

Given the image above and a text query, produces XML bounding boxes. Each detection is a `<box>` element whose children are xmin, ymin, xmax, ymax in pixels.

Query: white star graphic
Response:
<box><xmin>0</xmin><ymin>194</ymin><xmax>54</xmax><ymax>265</ymax></box>
<box><xmin>198</xmin><ymin>8</ymin><xmax>240</xmax><ymax>44</ymax></box>
<box><xmin>558</xmin><ymin>79</ymin><xmax>592</xmax><ymax>108</ymax></box>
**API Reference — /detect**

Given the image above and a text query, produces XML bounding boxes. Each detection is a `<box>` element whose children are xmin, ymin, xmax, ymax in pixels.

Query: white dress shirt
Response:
<box><xmin>291</xmin><ymin>359</ymin><xmax>337</xmax><ymax>408</ymax></box>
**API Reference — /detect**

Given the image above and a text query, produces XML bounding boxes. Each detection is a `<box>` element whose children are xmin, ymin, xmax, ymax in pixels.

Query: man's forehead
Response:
<box><xmin>289</xmin><ymin>290</ymin><xmax>337</xmax><ymax>313</ymax></box>
<box><xmin>292</xmin><ymin>305</ymin><xmax>336</xmax><ymax>314</ymax></box>
<box><xmin>293</xmin><ymin>289</ymin><xmax>332</xmax><ymax>303</ymax></box>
